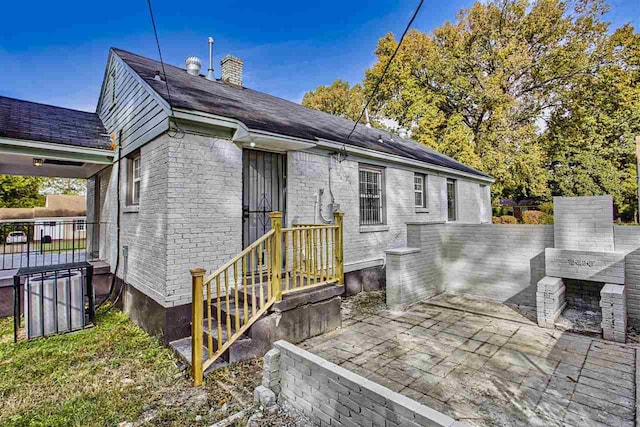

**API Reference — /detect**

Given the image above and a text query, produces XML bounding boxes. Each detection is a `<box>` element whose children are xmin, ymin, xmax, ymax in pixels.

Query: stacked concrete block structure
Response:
<box><xmin>534</xmin><ymin>196</ymin><xmax>627</xmax><ymax>341</ymax></box>
<box><xmin>601</xmin><ymin>284</ymin><xmax>627</xmax><ymax>342</ymax></box>
<box><xmin>536</xmin><ymin>276</ymin><xmax>566</xmax><ymax>328</ymax></box>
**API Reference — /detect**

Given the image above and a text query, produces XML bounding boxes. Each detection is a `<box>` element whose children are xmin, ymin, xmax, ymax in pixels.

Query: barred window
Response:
<box><xmin>359</xmin><ymin>165</ymin><xmax>385</xmax><ymax>225</ymax></box>
<box><xmin>414</xmin><ymin>174</ymin><xmax>427</xmax><ymax>208</ymax></box>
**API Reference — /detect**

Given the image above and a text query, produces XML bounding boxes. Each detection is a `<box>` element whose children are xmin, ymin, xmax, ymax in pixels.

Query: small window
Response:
<box><xmin>447</xmin><ymin>179</ymin><xmax>457</xmax><ymax>221</ymax></box>
<box><xmin>359</xmin><ymin>165</ymin><xmax>385</xmax><ymax>225</ymax></box>
<box><xmin>128</xmin><ymin>154</ymin><xmax>141</xmax><ymax>206</ymax></box>
<box><xmin>414</xmin><ymin>174</ymin><xmax>428</xmax><ymax>208</ymax></box>
<box><xmin>75</xmin><ymin>220</ymin><xmax>85</xmax><ymax>231</ymax></box>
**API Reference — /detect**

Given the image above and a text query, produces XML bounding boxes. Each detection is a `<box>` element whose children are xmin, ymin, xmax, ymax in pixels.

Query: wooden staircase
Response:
<box><xmin>171</xmin><ymin>211</ymin><xmax>345</xmax><ymax>385</ymax></box>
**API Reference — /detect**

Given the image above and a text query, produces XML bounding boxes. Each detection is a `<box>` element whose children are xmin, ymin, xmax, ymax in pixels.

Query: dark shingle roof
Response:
<box><xmin>0</xmin><ymin>96</ymin><xmax>111</xmax><ymax>150</ymax></box>
<box><xmin>114</xmin><ymin>48</ymin><xmax>490</xmax><ymax>179</ymax></box>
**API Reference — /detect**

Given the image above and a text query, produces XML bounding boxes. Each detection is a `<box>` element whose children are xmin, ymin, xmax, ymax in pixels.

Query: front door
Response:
<box><xmin>242</xmin><ymin>149</ymin><xmax>286</xmax><ymax>249</ymax></box>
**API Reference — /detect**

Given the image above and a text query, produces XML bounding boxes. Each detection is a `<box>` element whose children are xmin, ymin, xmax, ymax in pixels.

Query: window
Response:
<box><xmin>75</xmin><ymin>220</ymin><xmax>85</xmax><ymax>231</ymax></box>
<box><xmin>414</xmin><ymin>174</ymin><xmax>428</xmax><ymax>209</ymax></box>
<box><xmin>128</xmin><ymin>154</ymin><xmax>141</xmax><ymax>206</ymax></box>
<box><xmin>447</xmin><ymin>178</ymin><xmax>457</xmax><ymax>221</ymax></box>
<box><xmin>359</xmin><ymin>165</ymin><xmax>385</xmax><ymax>225</ymax></box>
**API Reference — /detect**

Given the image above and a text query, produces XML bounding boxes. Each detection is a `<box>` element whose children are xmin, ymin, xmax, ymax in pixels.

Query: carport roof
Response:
<box><xmin>0</xmin><ymin>96</ymin><xmax>111</xmax><ymax>150</ymax></box>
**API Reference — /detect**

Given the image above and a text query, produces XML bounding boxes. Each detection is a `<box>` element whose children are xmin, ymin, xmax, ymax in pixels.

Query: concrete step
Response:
<box><xmin>169</xmin><ymin>337</ymin><xmax>228</xmax><ymax>375</ymax></box>
<box><xmin>236</xmin><ymin>275</ymin><xmax>331</xmax><ymax>302</ymax></box>
<box><xmin>212</xmin><ymin>298</ymin><xmax>272</xmax><ymax>327</ymax></box>
<box><xmin>202</xmin><ymin>319</ymin><xmax>262</xmax><ymax>362</ymax></box>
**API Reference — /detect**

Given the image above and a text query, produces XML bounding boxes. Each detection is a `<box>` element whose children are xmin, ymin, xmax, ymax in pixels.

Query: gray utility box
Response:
<box><xmin>25</xmin><ymin>270</ymin><xmax>84</xmax><ymax>339</ymax></box>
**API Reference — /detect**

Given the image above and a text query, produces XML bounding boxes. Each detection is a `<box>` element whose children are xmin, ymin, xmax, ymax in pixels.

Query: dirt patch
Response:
<box><xmin>342</xmin><ymin>290</ymin><xmax>387</xmax><ymax>319</ymax></box>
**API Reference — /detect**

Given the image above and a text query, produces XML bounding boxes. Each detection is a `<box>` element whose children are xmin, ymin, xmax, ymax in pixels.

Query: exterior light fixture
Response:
<box><xmin>249</xmin><ymin>142</ymin><xmax>256</xmax><ymax>148</ymax></box>
<box><xmin>33</xmin><ymin>158</ymin><xmax>44</xmax><ymax>167</ymax></box>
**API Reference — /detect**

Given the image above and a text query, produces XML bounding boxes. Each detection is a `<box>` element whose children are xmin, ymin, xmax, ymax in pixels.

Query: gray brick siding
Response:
<box><xmin>94</xmin><ymin>134</ymin><xmax>490</xmax><ymax>307</ymax></box>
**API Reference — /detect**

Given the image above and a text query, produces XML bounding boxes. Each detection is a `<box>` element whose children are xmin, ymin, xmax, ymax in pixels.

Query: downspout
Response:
<box><xmin>96</xmin><ymin>130</ymin><xmax>123</xmax><ymax>309</ymax></box>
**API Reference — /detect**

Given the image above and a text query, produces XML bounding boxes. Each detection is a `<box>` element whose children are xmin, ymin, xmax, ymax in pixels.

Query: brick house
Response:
<box><xmin>1</xmin><ymin>47</ymin><xmax>493</xmax><ymax>344</ymax></box>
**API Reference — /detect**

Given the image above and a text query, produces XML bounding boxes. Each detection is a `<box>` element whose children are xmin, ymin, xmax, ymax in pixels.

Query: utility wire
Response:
<box><xmin>344</xmin><ymin>0</ymin><xmax>424</xmax><ymax>144</ymax></box>
<box><xmin>146</xmin><ymin>0</ymin><xmax>183</xmax><ymax>138</ymax></box>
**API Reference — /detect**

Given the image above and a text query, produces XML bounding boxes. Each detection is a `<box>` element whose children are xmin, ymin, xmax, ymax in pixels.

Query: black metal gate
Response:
<box><xmin>242</xmin><ymin>149</ymin><xmax>286</xmax><ymax>249</ymax></box>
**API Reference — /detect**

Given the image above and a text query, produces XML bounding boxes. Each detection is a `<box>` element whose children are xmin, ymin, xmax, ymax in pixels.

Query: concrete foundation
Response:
<box><xmin>121</xmin><ymin>281</ymin><xmax>192</xmax><ymax>345</ymax></box>
<box><xmin>344</xmin><ymin>265</ymin><xmax>385</xmax><ymax>296</ymax></box>
<box><xmin>249</xmin><ymin>293</ymin><xmax>342</xmax><ymax>355</ymax></box>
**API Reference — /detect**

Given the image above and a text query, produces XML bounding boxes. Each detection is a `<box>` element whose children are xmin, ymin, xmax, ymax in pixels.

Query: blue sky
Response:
<box><xmin>0</xmin><ymin>0</ymin><xmax>638</xmax><ymax>112</ymax></box>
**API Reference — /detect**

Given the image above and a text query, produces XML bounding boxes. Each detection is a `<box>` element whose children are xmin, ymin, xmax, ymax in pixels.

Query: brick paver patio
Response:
<box><xmin>300</xmin><ymin>294</ymin><xmax>637</xmax><ymax>426</ymax></box>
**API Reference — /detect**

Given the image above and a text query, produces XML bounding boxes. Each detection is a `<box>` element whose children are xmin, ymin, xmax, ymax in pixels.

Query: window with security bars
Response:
<box><xmin>359</xmin><ymin>166</ymin><xmax>385</xmax><ymax>225</ymax></box>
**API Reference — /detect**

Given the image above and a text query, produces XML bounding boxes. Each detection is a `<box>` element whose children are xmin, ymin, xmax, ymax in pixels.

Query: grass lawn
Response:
<box><xmin>2</xmin><ymin>240</ymin><xmax>87</xmax><ymax>255</ymax></box>
<box><xmin>0</xmin><ymin>308</ymin><xmax>262</xmax><ymax>427</ymax></box>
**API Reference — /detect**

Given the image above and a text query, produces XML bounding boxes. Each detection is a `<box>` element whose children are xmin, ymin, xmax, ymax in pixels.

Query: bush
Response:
<box><xmin>540</xmin><ymin>202</ymin><xmax>554</xmax><ymax>215</ymax></box>
<box><xmin>541</xmin><ymin>214</ymin><xmax>554</xmax><ymax>224</ymax></box>
<box><xmin>522</xmin><ymin>210</ymin><xmax>545</xmax><ymax>224</ymax></box>
<box><xmin>492</xmin><ymin>216</ymin><xmax>502</xmax><ymax>224</ymax></box>
<box><xmin>500</xmin><ymin>215</ymin><xmax>518</xmax><ymax>224</ymax></box>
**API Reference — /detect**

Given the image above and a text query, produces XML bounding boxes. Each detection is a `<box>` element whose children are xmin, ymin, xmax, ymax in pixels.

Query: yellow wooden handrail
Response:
<box><xmin>202</xmin><ymin>229</ymin><xmax>275</xmax><ymax>287</ymax></box>
<box><xmin>190</xmin><ymin>210</ymin><xmax>344</xmax><ymax>385</ymax></box>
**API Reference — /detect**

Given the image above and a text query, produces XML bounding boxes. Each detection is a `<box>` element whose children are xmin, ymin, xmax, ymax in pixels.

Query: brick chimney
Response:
<box><xmin>221</xmin><ymin>55</ymin><xmax>243</xmax><ymax>87</ymax></box>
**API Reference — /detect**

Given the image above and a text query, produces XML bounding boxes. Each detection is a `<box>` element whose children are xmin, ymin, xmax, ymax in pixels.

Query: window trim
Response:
<box><xmin>358</xmin><ymin>164</ymin><xmax>386</xmax><ymax>226</ymax></box>
<box><xmin>127</xmin><ymin>153</ymin><xmax>141</xmax><ymax>206</ymax></box>
<box><xmin>447</xmin><ymin>178</ymin><xmax>457</xmax><ymax>222</ymax></box>
<box><xmin>414</xmin><ymin>173</ymin><xmax>428</xmax><ymax>210</ymax></box>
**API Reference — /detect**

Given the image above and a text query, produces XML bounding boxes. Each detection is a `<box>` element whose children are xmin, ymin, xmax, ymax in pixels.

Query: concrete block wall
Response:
<box><xmin>554</xmin><ymin>196</ymin><xmax>614</xmax><ymax>252</ymax></box>
<box><xmin>442</xmin><ymin>224</ymin><xmax>553</xmax><ymax>306</ymax></box>
<box><xmin>614</xmin><ymin>225</ymin><xmax>640</xmax><ymax>325</ymax></box>
<box><xmin>268</xmin><ymin>340</ymin><xmax>462</xmax><ymax>427</ymax></box>
<box><xmin>385</xmin><ymin>247</ymin><xmax>440</xmax><ymax>309</ymax></box>
<box><xmin>400</xmin><ymin>221</ymin><xmax>640</xmax><ymax>326</ymax></box>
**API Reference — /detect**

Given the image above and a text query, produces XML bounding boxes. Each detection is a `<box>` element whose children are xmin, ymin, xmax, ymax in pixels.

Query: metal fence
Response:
<box><xmin>0</xmin><ymin>220</ymin><xmax>99</xmax><ymax>271</ymax></box>
<box><xmin>13</xmin><ymin>262</ymin><xmax>96</xmax><ymax>342</ymax></box>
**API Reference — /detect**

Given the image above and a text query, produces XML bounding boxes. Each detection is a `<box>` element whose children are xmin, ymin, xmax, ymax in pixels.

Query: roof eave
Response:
<box><xmin>171</xmin><ymin>108</ymin><xmax>494</xmax><ymax>183</ymax></box>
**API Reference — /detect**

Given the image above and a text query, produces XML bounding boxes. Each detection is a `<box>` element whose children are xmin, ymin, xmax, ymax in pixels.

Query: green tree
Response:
<box><xmin>0</xmin><ymin>175</ymin><xmax>45</xmax><ymax>208</ymax></box>
<box><xmin>543</xmin><ymin>24</ymin><xmax>640</xmax><ymax>218</ymax></box>
<box><xmin>302</xmin><ymin>0</ymin><xmax>640</xmax><ymax>213</ymax></box>
<box><xmin>363</xmin><ymin>0</ymin><xmax>613</xmax><ymax>202</ymax></box>
<box><xmin>302</xmin><ymin>79</ymin><xmax>367</xmax><ymax>123</ymax></box>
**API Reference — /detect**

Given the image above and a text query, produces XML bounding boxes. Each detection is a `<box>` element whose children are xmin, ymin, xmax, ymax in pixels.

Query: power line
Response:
<box><xmin>344</xmin><ymin>0</ymin><xmax>425</xmax><ymax>144</ymax></box>
<box><xmin>146</xmin><ymin>0</ymin><xmax>183</xmax><ymax>138</ymax></box>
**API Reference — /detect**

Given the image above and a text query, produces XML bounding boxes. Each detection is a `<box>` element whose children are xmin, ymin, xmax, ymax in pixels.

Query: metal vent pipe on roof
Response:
<box><xmin>185</xmin><ymin>56</ymin><xmax>202</xmax><ymax>76</ymax></box>
<box><xmin>207</xmin><ymin>37</ymin><xmax>215</xmax><ymax>81</ymax></box>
